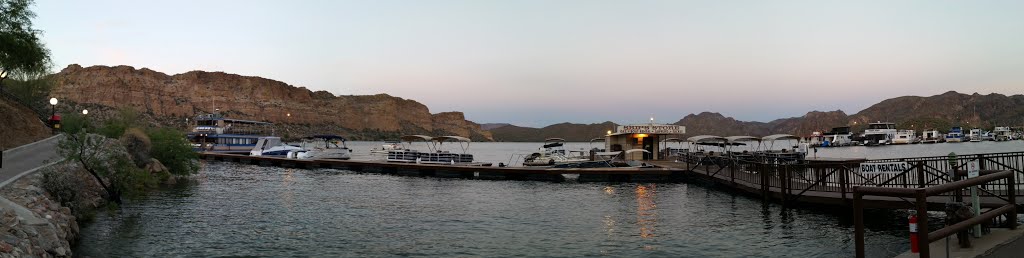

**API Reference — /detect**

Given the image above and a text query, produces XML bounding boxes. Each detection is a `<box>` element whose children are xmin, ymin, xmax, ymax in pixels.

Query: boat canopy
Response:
<box><xmin>589</xmin><ymin>137</ymin><xmax>605</xmax><ymax>143</ymax></box>
<box><xmin>544</xmin><ymin>138</ymin><xmax>566</xmax><ymax>142</ymax></box>
<box><xmin>307</xmin><ymin>134</ymin><xmax>346</xmax><ymax>141</ymax></box>
<box><xmin>687</xmin><ymin>135</ymin><xmax>727</xmax><ymax>143</ymax></box>
<box><xmin>762</xmin><ymin>134</ymin><xmax>799</xmax><ymax>141</ymax></box>
<box><xmin>433</xmin><ymin>136</ymin><xmax>471</xmax><ymax>143</ymax></box>
<box><xmin>624</xmin><ymin>149</ymin><xmax>651</xmax><ymax>154</ymax></box>
<box><xmin>595</xmin><ymin>151</ymin><xmax>622</xmax><ymax>156</ymax></box>
<box><xmin>725</xmin><ymin>136</ymin><xmax>759</xmax><ymax>142</ymax></box>
<box><xmin>400</xmin><ymin>135</ymin><xmax>433</xmax><ymax>142</ymax></box>
<box><xmin>661</xmin><ymin>138</ymin><xmax>685</xmax><ymax>143</ymax></box>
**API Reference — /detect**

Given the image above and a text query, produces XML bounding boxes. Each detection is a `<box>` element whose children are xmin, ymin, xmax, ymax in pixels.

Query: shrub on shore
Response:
<box><xmin>146</xmin><ymin>127</ymin><xmax>198</xmax><ymax>176</ymax></box>
<box><xmin>120</xmin><ymin>128</ymin><xmax>152</xmax><ymax>167</ymax></box>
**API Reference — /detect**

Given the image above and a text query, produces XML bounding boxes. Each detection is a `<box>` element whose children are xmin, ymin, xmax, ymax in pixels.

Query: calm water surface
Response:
<box><xmin>75</xmin><ymin>141</ymin><xmax>1024</xmax><ymax>257</ymax></box>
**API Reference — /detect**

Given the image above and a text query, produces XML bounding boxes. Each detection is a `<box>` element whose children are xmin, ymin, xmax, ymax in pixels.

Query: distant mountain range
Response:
<box><xmin>488</xmin><ymin>91</ymin><xmax>1024</xmax><ymax>141</ymax></box>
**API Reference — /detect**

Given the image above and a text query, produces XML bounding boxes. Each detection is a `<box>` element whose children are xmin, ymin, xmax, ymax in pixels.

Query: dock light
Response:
<box><xmin>49</xmin><ymin>98</ymin><xmax>58</xmax><ymax>106</ymax></box>
<box><xmin>81</xmin><ymin>109</ymin><xmax>88</xmax><ymax>115</ymax></box>
<box><xmin>607</xmin><ymin>130</ymin><xmax>612</xmax><ymax>135</ymax></box>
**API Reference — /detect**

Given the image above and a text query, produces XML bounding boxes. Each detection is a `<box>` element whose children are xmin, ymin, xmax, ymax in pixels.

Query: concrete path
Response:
<box><xmin>0</xmin><ymin>135</ymin><xmax>64</xmax><ymax>187</ymax></box>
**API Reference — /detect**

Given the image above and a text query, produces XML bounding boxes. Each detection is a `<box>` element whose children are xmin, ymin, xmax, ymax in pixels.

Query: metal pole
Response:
<box><xmin>854</xmin><ymin>191</ymin><xmax>865</xmax><ymax>258</ymax></box>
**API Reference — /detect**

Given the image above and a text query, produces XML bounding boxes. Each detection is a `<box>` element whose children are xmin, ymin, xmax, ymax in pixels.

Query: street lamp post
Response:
<box><xmin>0</xmin><ymin>70</ymin><xmax>7</xmax><ymax>91</ymax></box>
<box><xmin>48</xmin><ymin>98</ymin><xmax>58</xmax><ymax>133</ymax></box>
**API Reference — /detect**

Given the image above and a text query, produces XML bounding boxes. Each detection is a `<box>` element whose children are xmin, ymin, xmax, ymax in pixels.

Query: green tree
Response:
<box><xmin>58</xmin><ymin>132</ymin><xmax>163</xmax><ymax>203</ymax></box>
<box><xmin>0</xmin><ymin>0</ymin><xmax>51</xmax><ymax>86</ymax></box>
<box><xmin>147</xmin><ymin>127</ymin><xmax>199</xmax><ymax>176</ymax></box>
<box><xmin>98</xmin><ymin>108</ymin><xmax>141</xmax><ymax>138</ymax></box>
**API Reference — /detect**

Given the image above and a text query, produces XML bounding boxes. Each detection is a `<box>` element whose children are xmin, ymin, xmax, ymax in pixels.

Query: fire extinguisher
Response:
<box><xmin>909</xmin><ymin>213</ymin><xmax>919</xmax><ymax>253</ymax></box>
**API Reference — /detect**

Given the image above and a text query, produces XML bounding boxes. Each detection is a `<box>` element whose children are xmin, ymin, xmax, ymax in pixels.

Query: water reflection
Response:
<box><xmin>636</xmin><ymin>184</ymin><xmax>656</xmax><ymax>239</ymax></box>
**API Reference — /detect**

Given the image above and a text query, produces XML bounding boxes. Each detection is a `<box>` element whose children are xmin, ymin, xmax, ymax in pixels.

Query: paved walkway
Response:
<box><xmin>0</xmin><ymin>135</ymin><xmax>64</xmax><ymax>187</ymax></box>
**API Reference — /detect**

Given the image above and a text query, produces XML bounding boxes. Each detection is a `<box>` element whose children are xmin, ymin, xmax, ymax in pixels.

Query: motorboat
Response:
<box><xmin>522</xmin><ymin>138</ymin><xmax>589</xmax><ymax>166</ymax></box>
<box><xmin>892</xmin><ymin>130</ymin><xmax>916</xmax><ymax>144</ymax></box>
<box><xmin>562</xmin><ymin>149</ymin><xmax>654</xmax><ymax>168</ymax></box>
<box><xmin>370</xmin><ymin>140</ymin><xmax>405</xmax><ymax>155</ymax></box>
<box><xmin>862</xmin><ymin>122</ymin><xmax>897</xmax><ymax>146</ymax></box>
<box><xmin>289</xmin><ymin>135</ymin><xmax>352</xmax><ymax>160</ymax></box>
<box><xmin>250</xmin><ymin>136</ymin><xmax>303</xmax><ymax>157</ymax></box>
<box><xmin>995</xmin><ymin>127</ymin><xmax>1014</xmax><ymax>141</ymax></box>
<box><xmin>921</xmin><ymin>129</ymin><xmax>942</xmax><ymax>144</ymax></box>
<box><xmin>946</xmin><ymin>127</ymin><xmax>964</xmax><ymax>143</ymax></box>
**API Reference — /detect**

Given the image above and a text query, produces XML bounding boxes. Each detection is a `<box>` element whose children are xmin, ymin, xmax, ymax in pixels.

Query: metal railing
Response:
<box><xmin>853</xmin><ymin>170</ymin><xmax>1018</xmax><ymax>258</ymax></box>
<box><xmin>677</xmin><ymin>151</ymin><xmax>1024</xmax><ymax>205</ymax></box>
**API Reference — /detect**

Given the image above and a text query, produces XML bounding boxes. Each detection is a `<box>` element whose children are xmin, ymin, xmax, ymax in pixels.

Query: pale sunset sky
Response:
<box><xmin>35</xmin><ymin>1</ymin><xmax>1024</xmax><ymax>127</ymax></box>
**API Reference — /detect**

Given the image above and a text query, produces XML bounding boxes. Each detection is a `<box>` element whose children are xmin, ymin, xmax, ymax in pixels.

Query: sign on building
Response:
<box><xmin>616</xmin><ymin>125</ymin><xmax>685</xmax><ymax>134</ymax></box>
<box><xmin>859</xmin><ymin>162</ymin><xmax>911</xmax><ymax>174</ymax></box>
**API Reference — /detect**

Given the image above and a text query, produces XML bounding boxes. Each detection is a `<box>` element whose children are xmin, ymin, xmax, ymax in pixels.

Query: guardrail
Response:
<box><xmin>852</xmin><ymin>170</ymin><xmax>1018</xmax><ymax>258</ymax></box>
<box><xmin>677</xmin><ymin>151</ymin><xmax>1024</xmax><ymax>205</ymax></box>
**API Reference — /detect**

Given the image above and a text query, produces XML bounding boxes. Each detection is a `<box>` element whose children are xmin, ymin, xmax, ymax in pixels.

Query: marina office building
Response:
<box><xmin>605</xmin><ymin>123</ymin><xmax>686</xmax><ymax>160</ymax></box>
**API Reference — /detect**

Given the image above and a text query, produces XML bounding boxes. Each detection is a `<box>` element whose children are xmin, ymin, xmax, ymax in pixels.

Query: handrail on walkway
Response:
<box><xmin>853</xmin><ymin>170</ymin><xmax>1018</xmax><ymax>258</ymax></box>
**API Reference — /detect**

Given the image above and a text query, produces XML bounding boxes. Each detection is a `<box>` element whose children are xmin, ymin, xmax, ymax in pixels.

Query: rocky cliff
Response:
<box><xmin>0</xmin><ymin>96</ymin><xmax>51</xmax><ymax>149</ymax></box>
<box><xmin>49</xmin><ymin>65</ymin><xmax>492</xmax><ymax>141</ymax></box>
<box><xmin>490</xmin><ymin>91</ymin><xmax>1024</xmax><ymax>140</ymax></box>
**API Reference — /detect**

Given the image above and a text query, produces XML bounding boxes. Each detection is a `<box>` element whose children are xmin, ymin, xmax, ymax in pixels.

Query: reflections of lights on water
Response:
<box><xmin>603</xmin><ymin>186</ymin><xmax>614</xmax><ymax>195</ymax></box>
<box><xmin>636</xmin><ymin>184</ymin><xmax>656</xmax><ymax>240</ymax></box>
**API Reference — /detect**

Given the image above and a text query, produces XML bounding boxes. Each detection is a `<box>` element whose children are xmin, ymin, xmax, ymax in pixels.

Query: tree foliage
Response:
<box><xmin>98</xmin><ymin>108</ymin><xmax>140</xmax><ymax>138</ymax></box>
<box><xmin>0</xmin><ymin>0</ymin><xmax>50</xmax><ymax>79</ymax></box>
<box><xmin>147</xmin><ymin>127</ymin><xmax>199</xmax><ymax>176</ymax></box>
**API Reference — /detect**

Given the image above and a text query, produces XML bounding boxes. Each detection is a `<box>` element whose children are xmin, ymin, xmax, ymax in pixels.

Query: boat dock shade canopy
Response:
<box><xmin>687</xmin><ymin>135</ymin><xmax>728</xmax><ymax>143</ymax></box>
<box><xmin>625</xmin><ymin>149</ymin><xmax>652</xmax><ymax>154</ymax></box>
<box><xmin>543</xmin><ymin>142</ymin><xmax>564</xmax><ymax>148</ymax></box>
<box><xmin>400</xmin><ymin>135</ymin><xmax>434</xmax><ymax>142</ymax></box>
<box><xmin>661</xmin><ymin>138</ymin><xmax>685</xmax><ymax>143</ymax></box>
<box><xmin>762</xmin><ymin>134</ymin><xmax>799</xmax><ymax>141</ymax></box>
<box><xmin>433</xmin><ymin>136</ymin><xmax>472</xmax><ymax>143</ymax></box>
<box><xmin>544</xmin><ymin>138</ymin><xmax>566</xmax><ymax>142</ymax></box>
<box><xmin>307</xmin><ymin>135</ymin><xmax>347</xmax><ymax>141</ymax></box>
<box><xmin>725</xmin><ymin>136</ymin><xmax>760</xmax><ymax>142</ymax></box>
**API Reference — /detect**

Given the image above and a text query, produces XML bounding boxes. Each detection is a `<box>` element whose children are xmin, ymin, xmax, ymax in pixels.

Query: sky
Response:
<box><xmin>34</xmin><ymin>0</ymin><xmax>1024</xmax><ymax>127</ymax></box>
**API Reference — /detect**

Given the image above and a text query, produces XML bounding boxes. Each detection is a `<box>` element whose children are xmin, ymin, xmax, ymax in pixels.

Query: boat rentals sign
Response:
<box><xmin>859</xmin><ymin>162</ymin><xmax>911</xmax><ymax>174</ymax></box>
<box><xmin>617</xmin><ymin>125</ymin><xmax>685</xmax><ymax>134</ymax></box>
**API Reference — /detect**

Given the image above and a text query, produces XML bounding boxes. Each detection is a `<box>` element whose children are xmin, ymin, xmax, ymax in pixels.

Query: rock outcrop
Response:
<box><xmin>50</xmin><ymin>64</ymin><xmax>492</xmax><ymax>141</ymax></box>
<box><xmin>0</xmin><ymin>96</ymin><xmax>51</xmax><ymax>149</ymax></box>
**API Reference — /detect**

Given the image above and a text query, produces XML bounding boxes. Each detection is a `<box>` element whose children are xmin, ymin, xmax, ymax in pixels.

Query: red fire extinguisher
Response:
<box><xmin>909</xmin><ymin>213</ymin><xmax>919</xmax><ymax>253</ymax></box>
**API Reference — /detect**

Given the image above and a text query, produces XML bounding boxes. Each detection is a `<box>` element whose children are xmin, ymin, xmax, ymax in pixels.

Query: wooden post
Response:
<box><xmin>1009</xmin><ymin>172</ymin><xmax>1018</xmax><ymax>230</ymax></box>
<box><xmin>916</xmin><ymin>162</ymin><xmax>926</xmax><ymax>188</ymax></box>
<box><xmin>854</xmin><ymin>190</ymin><xmax>865</xmax><ymax>258</ymax></box>
<box><xmin>840</xmin><ymin>165</ymin><xmax>849</xmax><ymax>205</ymax></box>
<box><xmin>916</xmin><ymin>189</ymin><xmax>930</xmax><ymax>258</ymax></box>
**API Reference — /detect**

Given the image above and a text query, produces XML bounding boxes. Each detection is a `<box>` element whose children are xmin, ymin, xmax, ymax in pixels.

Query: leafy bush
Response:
<box><xmin>120</xmin><ymin>128</ymin><xmax>152</xmax><ymax>167</ymax></box>
<box><xmin>40</xmin><ymin>165</ymin><xmax>79</xmax><ymax>210</ymax></box>
<box><xmin>59</xmin><ymin>112</ymin><xmax>88</xmax><ymax>134</ymax></box>
<box><xmin>147</xmin><ymin>127</ymin><xmax>198</xmax><ymax>176</ymax></box>
<box><xmin>98</xmin><ymin>108</ymin><xmax>140</xmax><ymax>138</ymax></box>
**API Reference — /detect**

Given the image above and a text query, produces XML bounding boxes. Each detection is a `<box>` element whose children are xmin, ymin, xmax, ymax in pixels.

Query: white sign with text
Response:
<box><xmin>859</xmin><ymin>162</ymin><xmax>911</xmax><ymax>174</ymax></box>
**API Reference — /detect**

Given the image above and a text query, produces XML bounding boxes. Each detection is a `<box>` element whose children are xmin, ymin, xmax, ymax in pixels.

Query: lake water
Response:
<box><xmin>74</xmin><ymin>141</ymin><xmax>1024</xmax><ymax>257</ymax></box>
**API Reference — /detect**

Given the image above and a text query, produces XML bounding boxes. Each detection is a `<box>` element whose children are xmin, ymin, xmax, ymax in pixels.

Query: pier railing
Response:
<box><xmin>678</xmin><ymin>151</ymin><xmax>1024</xmax><ymax>205</ymax></box>
<box><xmin>852</xmin><ymin>170</ymin><xmax>1018</xmax><ymax>258</ymax></box>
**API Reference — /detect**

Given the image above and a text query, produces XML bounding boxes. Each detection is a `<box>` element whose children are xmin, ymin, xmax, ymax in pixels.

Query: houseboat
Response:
<box><xmin>945</xmin><ymin>127</ymin><xmax>964</xmax><ymax>143</ymax></box>
<box><xmin>921</xmin><ymin>129</ymin><xmax>942</xmax><ymax>144</ymax></box>
<box><xmin>386</xmin><ymin>135</ymin><xmax>486</xmax><ymax>166</ymax></box>
<box><xmin>892</xmin><ymin>130</ymin><xmax>916</xmax><ymax>144</ymax></box>
<box><xmin>821</xmin><ymin>126</ymin><xmax>853</xmax><ymax>147</ymax></box>
<box><xmin>968</xmin><ymin>128</ymin><xmax>983</xmax><ymax>142</ymax></box>
<box><xmin>187</xmin><ymin>113</ymin><xmax>273</xmax><ymax>154</ymax></box>
<box><xmin>862</xmin><ymin>122</ymin><xmax>897</xmax><ymax>146</ymax></box>
<box><xmin>994</xmin><ymin>127</ymin><xmax>1014</xmax><ymax>141</ymax></box>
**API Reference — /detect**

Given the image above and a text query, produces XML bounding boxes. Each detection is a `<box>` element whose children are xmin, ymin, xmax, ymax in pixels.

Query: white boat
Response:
<box><xmin>863</xmin><ymin>122</ymin><xmax>897</xmax><ymax>146</ymax></box>
<box><xmin>994</xmin><ymin>127</ymin><xmax>1014</xmax><ymax>141</ymax></box>
<box><xmin>892</xmin><ymin>130</ymin><xmax>916</xmax><ymax>144</ymax></box>
<box><xmin>968</xmin><ymin>128</ymin><xmax>982</xmax><ymax>142</ymax></box>
<box><xmin>370</xmin><ymin>141</ymin><xmax>405</xmax><ymax>155</ymax></box>
<box><xmin>522</xmin><ymin>138</ymin><xmax>589</xmax><ymax>166</ymax></box>
<box><xmin>921</xmin><ymin>129</ymin><xmax>941</xmax><ymax>144</ymax></box>
<box><xmin>250</xmin><ymin>136</ymin><xmax>303</xmax><ymax>157</ymax></box>
<box><xmin>290</xmin><ymin>135</ymin><xmax>352</xmax><ymax>160</ymax></box>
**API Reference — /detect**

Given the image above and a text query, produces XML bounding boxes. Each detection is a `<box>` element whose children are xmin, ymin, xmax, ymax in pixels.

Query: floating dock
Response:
<box><xmin>199</xmin><ymin>152</ymin><xmax>684</xmax><ymax>182</ymax></box>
